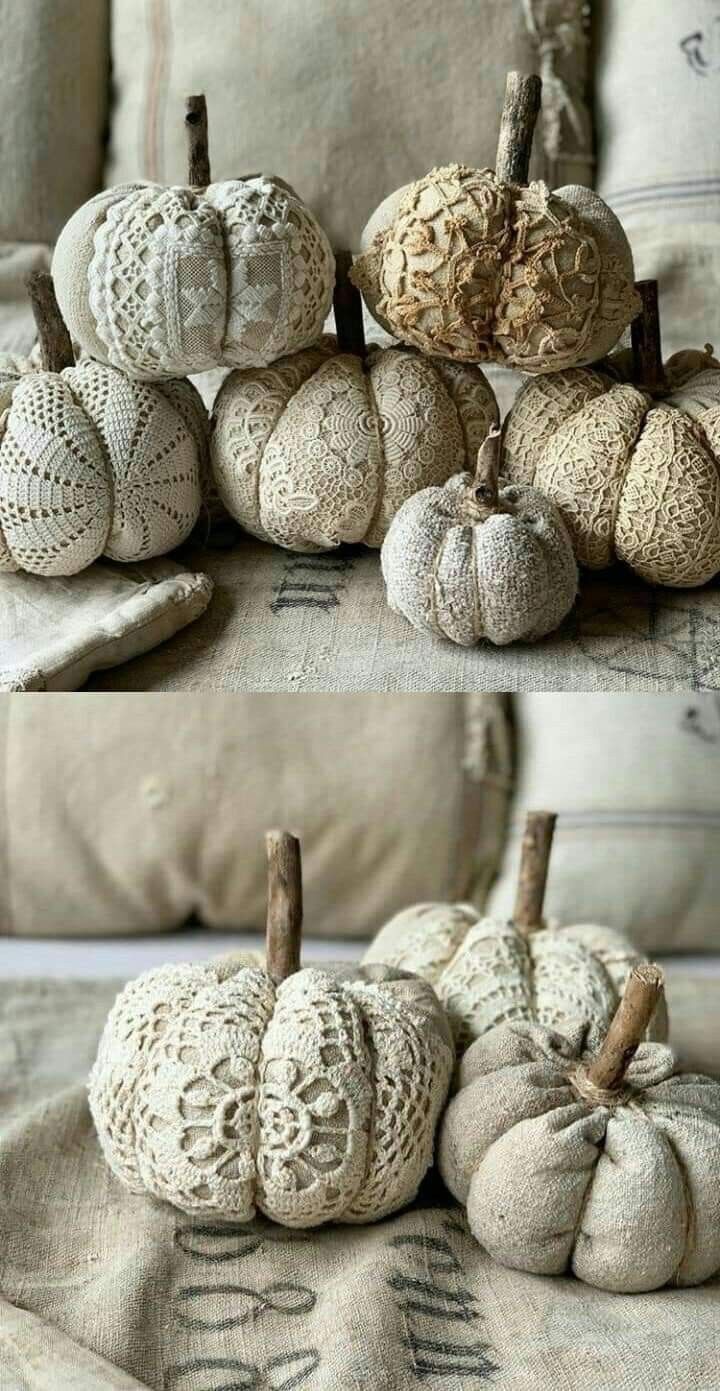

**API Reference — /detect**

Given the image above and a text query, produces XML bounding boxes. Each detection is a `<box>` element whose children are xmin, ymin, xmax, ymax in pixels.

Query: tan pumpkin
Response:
<box><xmin>439</xmin><ymin>967</ymin><xmax>720</xmax><ymax>1293</ymax></box>
<box><xmin>0</xmin><ymin>274</ymin><xmax>206</xmax><ymax>576</ymax></box>
<box><xmin>210</xmin><ymin>253</ymin><xmax>499</xmax><ymax>552</ymax></box>
<box><xmin>364</xmin><ymin>811</ymin><xmax>668</xmax><ymax>1051</ymax></box>
<box><xmin>89</xmin><ymin>832</ymin><xmax>454</xmax><ymax>1228</ymax></box>
<box><xmin>352</xmin><ymin>72</ymin><xmax>639</xmax><ymax>373</ymax></box>
<box><xmin>502</xmin><ymin>281</ymin><xmax>720</xmax><ymax>586</ymax></box>
<box><xmin>52</xmin><ymin>96</ymin><xmax>334</xmax><ymax>381</ymax></box>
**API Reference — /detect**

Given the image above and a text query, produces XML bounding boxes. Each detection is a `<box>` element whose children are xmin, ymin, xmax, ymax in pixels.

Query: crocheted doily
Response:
<box><xmin>352</xmin><ymin>165</ymin><xmax>639</xmax><ymax>372</ymax></box>
<box><xmin>211</xmin><ymin>336</ymin><xmax>499</xmax><ymax>552</ymax></box>
<box><xmin>0</xmin><ymin>362</ymin><xmax>204</xmax><ymax>575</ymax></box>
<box><xmin>53</xmin><ymin>177</ymin><xmax>335</xmax><ymax>380</ymax></box>
<box><xmin>502</xmin><ymin>346</ymin><xmax>720</xmax><ymax>586</ymax></box>
<box><xmin>380</xmin><ymin>470</ymin><xmax>577</xmax><ymax>645</ymax></box>
<box><xmin>89</xmin><ymin>959</ymin><xmax>453</xmax><ymax>1226</ymax></box>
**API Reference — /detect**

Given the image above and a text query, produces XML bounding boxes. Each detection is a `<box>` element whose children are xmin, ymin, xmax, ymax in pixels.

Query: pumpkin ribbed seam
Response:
<box><xmin>255</xmin><ymin>350</ymin><xmax>333</xmax><ymax>545</ymax></box>
<box><xmin>361</xmin><ymin>357</ymin><xmax>387</xmax><ymax>545</ymax></box>
<box><xmin>347</xmin><ymin>993</ymin><xmax>381</xmax><ymax>1216</ymax></box>
<box><xmin>429</xmin><ymin>525</ymin><xmax>453</xmax><ymax>640</ymax></box>
<box><xmin>655</xmin><ymin>1117</ymin><xmax>695</xmax><ymax>1286</ymax></box>
<box><xmin>58</xmin><ymin>374</ymin><xmax>115</xmax><ymax>558</ymax></box>
<box><xmin>608</xmin><ymin>396</ymin><xmax>650</xmax><ymax>543</ymax></box>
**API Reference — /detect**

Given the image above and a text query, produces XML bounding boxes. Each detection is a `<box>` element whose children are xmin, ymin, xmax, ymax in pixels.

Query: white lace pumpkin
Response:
<box><xmin>380</xmin><ymin>428</ymin><xmax>578</xmax><ymax>645</ymax></box>
<box><xmin>439</xmin><ymin>970</ymin><xmax>720</xmax><ymax>1293</ymax></box>
<box><xmin>352</xmin><ymin>74</ymin><xmax>639</xmax><ymax>373</ymax></box>
<box><xmin>363</xmin><ymin>813</ymin><xmax>668</xmax><ymax>1051</ymax></box>
<box><xmin>210</xmin><ymin>335</ymin><xmax>499</xmax><ymax>552</ymax></box>
<box><xmin>0</xmin><ymin>279</ymin><xmax>206</xmax><ymax>576</ymax></box>
<box><xmin>502</xmin><ymin>321</ymin><xmax>720</xmax><ymax>587</ymax></box>
<box><xmin>52</xmin><ymin>98</ymin><xmax>334</xmax><ymax>381</ymax></box>
<box><xmin>89</xmin><ymin>833</ymin><xmax>454</xmax><ymax>1228</ymax></box>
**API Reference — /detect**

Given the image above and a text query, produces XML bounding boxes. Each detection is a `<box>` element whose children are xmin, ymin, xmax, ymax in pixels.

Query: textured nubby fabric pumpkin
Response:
<box><xmin>502</xmin><ymin>280</ymin><xmax>720</xmax><ymax>587</ymax></box>
<box><xmin>439</xmin><ymin>967</ymin><xmax>720</xmax><ymax>1293</ymax></box>
<box><xmin>352</xmin><ymin>73</ymin><xmax>639</xmax><ymax>373</ymax></box>
<box><xmin>364</xmin><ymin>812</ymin><xmax>667</xmax><ymax>1051</ymax></box>
<box><xmin>89</xmin><ymin>832</ymin><xmax>453</xmax><ymax>1227</ymax></box>
<box><xmin>0</xmin><ymin>274</ymin><xmax>205</xmax><ymax>577</ymax></box>
<box><xmin>381</xmin><ymin>428</ymin><xmax>577</xmax><ymax>645</ymax></box>
<box><xmin>52</xmin><ymin>97</ymin><xmax>334</xmax><ymax>381</ymax></box>
<box><xmin>210</xmin><ymin>253</ymin><xmax>499</xmax><ymax>552</ymax></box>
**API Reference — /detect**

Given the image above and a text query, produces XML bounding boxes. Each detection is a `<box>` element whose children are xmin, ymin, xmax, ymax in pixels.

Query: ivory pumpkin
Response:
<box><xmin>364</xmin><ymin>812</ymin><xmax>667</xmax><ymax>1051</ymax></box>
<box><xmin>502</xmin><ymin>281</ymin><xmax>720</xmax><ymax>586</ymax></box>
<box><xmin>210</xmin><ymin>252</ymin><xmax>499</xmax><ymax>552</ymax></box>
<box><xmin>352</xmin><ymin>72</ymin><xmax>639</xmax><ymax>373</ymax></box>
<box><xmin>89</xmin><ymin>832</ymin><xmax>454</xmax><ymax>1228</ymax></box>
<box><xmin>52</xmin><ymin>97</ymin><xmax>334</xmax><ymax>381</ymax></box>
<box><xmin>380</xmin><ymin>428</ymin><xmax>578</xmax><ymax>645</ymax></box>
<box><xmin>0</xmin><ymin>274</ymin><xmax>205</xmax><ymax>576</ymax></box>
<box><xmin>439</xmin><ymin>967</ymin><xmax>720</xmax><ymax>1293</ymax></box>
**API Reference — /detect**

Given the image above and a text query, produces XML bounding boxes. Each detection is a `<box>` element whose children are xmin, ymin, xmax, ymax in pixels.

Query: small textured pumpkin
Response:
<box><xmin>381</xmin><ymin>428</ymin><xmax>578</xmax><ymax>645</ymax></box>
<box><xmin>439</xmin><ymin>967</ymin><xmax>720</xmax><ymax>1293</ymax></box>
<box><xmin>352</xmin><ymin>73</ymin><xmax>639</xmax><ymax>373</ymax></box>
<box><xmin>0</xmin><ymin>274</ymin><xmax>205</xmax><ymax>576</ymax></box>
<box><xmin>364</xmin><ymin>812</ymin><xmax>667</xmax><ymax>1051</ymax></box>
<box><xmin>89</xmin><ymin>831</ymin><xmax>453</xmax><ymax>1228</ymax></box>
<box><xmin>52</xmin><ymin>97</ymin><xmax>334</xmax><ymax>381</ymax></box>
<box><xmin>502</xmin><ymin>281</ymin><xmax>720</xmax><ymax>586</ymax></box>
<box><xmin>210</xmin><ymin>252</ymin><xmax>499</xmax><ymax>552</ymax></box>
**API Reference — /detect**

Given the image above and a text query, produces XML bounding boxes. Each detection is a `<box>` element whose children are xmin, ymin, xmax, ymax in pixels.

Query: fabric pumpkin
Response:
<box><xmin>89</xmin><ymin>832</ymin><xmax>454</xmax><ymax>1228</ymax></box>
<box><xmin>0</xmin><ymin>274</ymin><xmax>206</xmax><ymax>576</ymax></box>
<box><xmin>380</xmin><ymin>427</ymin><xmax>577</xmax><ymax>645</ymax></box>
<box><xmin>439</xmin><ymin>968</ymin><xmax>720</xmax><ymax>1293</ymax></box>
<box><xmin>363</xmin><ymin>812</ymin><xmax>668</xmax><ymax>1050</ymax></box>
<box><xmin>502</xmin><ymin>286</ymin><xmax>720</xmax><ymax>586</ymax></box>
<box><xmin>52</xmin><ymin>97</ymin><xmax>334</xmax><ymax>381</ymax></box>
<box><xmin>352</xmin><ymin>73</ymin><xmax>639</xmax><ymax>373</ymax></box>
<box><xmin>210</xmin><ymin>252</ymin><xmax>499</xmax><ymax>552</ymax></box>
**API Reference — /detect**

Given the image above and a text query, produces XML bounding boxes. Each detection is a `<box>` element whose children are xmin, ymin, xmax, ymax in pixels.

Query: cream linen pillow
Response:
<box><xmin>0</xmin><ymin>694</ymin><xmax>511</xmax><ymax>939</ymax></box>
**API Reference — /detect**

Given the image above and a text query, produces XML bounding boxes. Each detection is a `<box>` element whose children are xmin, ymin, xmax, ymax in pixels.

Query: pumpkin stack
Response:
<box><xmin>89</xmin><ymin>830</ymin><xmax>454</xmax><ymax>1227</ymax></box>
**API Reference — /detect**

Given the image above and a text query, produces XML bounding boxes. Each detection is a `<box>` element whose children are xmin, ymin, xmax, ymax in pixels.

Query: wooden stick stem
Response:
<box><xmin>185</xmin><ymin>94</ymin><xmax>211</xmax><ymax>187</ymax></box>
<box><xmin>333</xmin><ymin>251</ymin><xmax>367</xmax><ymax>360</ymax></box>
<box><xmin>495</xmin><ymin>71</ymin><xmax>542</xmax><ymax>185</ymax></box>
<box><xmin>585</xmin><ymin>964</ymin><xmax>664</xmax><ymax>1092</ymax></box>
<box><xmin>631</xmin><ymin>280</ymin><xmax>667</xmax><ymax>394</ymax></box>
<box><xmin>472</xmin><ymin>427</ymin><xmax>502</xmax><ymax>512</ymax></box>
<box><xmin>266</xmin><ymin>830</ymin><xmax>303</xmax><ymax>983</ymax></box>
<box><xmin>25</xmin><ymin>271</ymin><xmax>75</xmax><ymax>374</ymax></box>
<box><xmin>512</xmin><ymin>810</ymin><xmax>556</xmax><ymax>933</ymax></box>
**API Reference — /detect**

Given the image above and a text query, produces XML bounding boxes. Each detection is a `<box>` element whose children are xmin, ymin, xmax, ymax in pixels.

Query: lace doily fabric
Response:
<box><xmin>0</xmin><ymin>362</ymin><xmax>205</xmax><ymax>575</ymax></box>
<box><xmin>380</xmin><ymin>470</ymin><xmax>578</xmax><ymax>646</ymax></box>
<box><xmin>88</xmin><ymin>959</ymin><xmax>454</xmax><ymax>1227</ymax></box>
<box><xmin>439</xmin><ymin>1021</ymin><xmax>720</xmax><ymax>1292</ymax></box>
<box><xmin>211</xmin><ymin>336</ymin><xmax>499</xmax><ymax>552</ymax></box>
<box><xmin>502</xmin><ymin>348</ymin><xmax>720</xmax><ymax>586</ymax></box>
<box><xmin>53</xmin><ymin>177</ymin><xmax>335</xmax><ymax>380</ymax></box>
<box><xmin>352</xmin><ymin>165</ymin><xmax>640</xmax><ymax>372</ymax></box>
<box><xmin>363</xmin><ymin>907</ymin><xmax>666</xmax><ymax>1053</ymax></box>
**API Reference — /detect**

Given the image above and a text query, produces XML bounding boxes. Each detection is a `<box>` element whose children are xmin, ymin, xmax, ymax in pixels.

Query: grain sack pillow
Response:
<box><xmin>0</xmin><ymin>0</ymin><xmax>109</xmax><ymax>244</ymax></box>
<box><xmin>0</xmin><ymin>693</ymin><xmax>511</xmax><ymax>938</ymax></box>
<box><xmin>106</xmin><ymin>0</ymin><xmax>592</xmax><ymax>250</ymax></box>
<box><xmin>487</xmin><ymin>694</ymin><xmax>720</xmax><ymax>952</ymax></box>
<box><xmin>595</xmin><ymin>1</ymin><xmax>720</xmax><ymax>356</ymax></box>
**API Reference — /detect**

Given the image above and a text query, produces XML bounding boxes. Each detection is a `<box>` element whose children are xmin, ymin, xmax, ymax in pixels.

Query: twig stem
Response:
<box><xmin>512</xmin><ymin>810</ymin><xmax>557</xmax><ymax>933</ymax></box>
<box><xmin>265</xmin><ymin>830</ymin><xmax>303</xmax><ymax>983</ymax></box>
<box><xmin>185</xmin><ymin>94</ymin><xmax>211</xmax><ymax>187</ymax></box>
<box><xmin>25</xmin><ymin>272</ymin><xmax>75</xmax><ymax>374</ymax></box>
<box><xmin>585</xmin><ymin>964</ymin><xmax>664</xmax><ymax>1091</ymax></box>
<box><xmin>495</xmin><ymin>71</ymin><xmax>542</xmax><ymax>185</ymax></box>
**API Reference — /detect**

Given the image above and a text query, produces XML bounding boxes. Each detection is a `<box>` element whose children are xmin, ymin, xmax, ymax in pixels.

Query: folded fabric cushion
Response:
<box><xmin>0</xmin><ymin>694</ymin><xmax>510</xmax><ymax>937</ymax></box>
<box><xmin>487</xmin><ymin>693</ymin><xmax>720</xmax><ymax>951</ymax></box>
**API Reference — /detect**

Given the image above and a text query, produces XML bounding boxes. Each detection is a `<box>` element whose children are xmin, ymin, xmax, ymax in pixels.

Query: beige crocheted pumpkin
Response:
<box><xmin>210</xmin><ymin>252</ymin><xmax>499</xmax><ymax>552</ymax></box>
<box><xmin>364</xmin><ymin>812</ymin><xmax>667</xmax><ymax>1051</ymax></box>
<box><xmin>52</xmin><ymin>96</ymin><xmax>334</xmax><ymax>381</ymax></box>
<box><xmin>0</xmin><ymin>274</ymin><xmax>206</xmax><ymax>576</ymax></box>
<box><xmin>352</xmin><ymin>73</ymin><xmax>639</xmax><ymax>373</ymax></box>
<box><xmin>439</xmin><ymin>967</ymin><xmax>720</xmax><ymax>1293</ymax></box>
<box><xmin>380</xmin><ymin>428</ymin><xmax>577</xmax><ymax>645</ymax></box>
<box><xmin>503</xmin><ymin>281</ymin><xmax>720</xmax><ymax>586</ymax></box>
<box><xmin>89</xmin><ymin>831</ymin><xmax>454</xmax><ymax>1228</ymax></box>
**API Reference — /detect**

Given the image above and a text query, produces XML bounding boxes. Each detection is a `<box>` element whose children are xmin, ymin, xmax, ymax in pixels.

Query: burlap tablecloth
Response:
<box><xmin>1</xmin><ymin>971</ymin><xmax>719</xmax><ymax>1390</ymax></box>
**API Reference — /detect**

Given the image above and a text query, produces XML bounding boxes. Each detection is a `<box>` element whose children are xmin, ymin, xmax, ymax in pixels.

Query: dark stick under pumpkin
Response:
<box><xmin>631</xmin><ymin>279</ymin><xmax>667</xmax><ymax>395</ymax></box>
<box><xmin>333</xmin><ymin>250</ymin><xmax>367</xmax><ymax>362</ymax></box>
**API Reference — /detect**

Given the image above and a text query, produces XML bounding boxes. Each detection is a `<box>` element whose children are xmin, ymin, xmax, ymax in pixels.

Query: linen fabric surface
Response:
<box><xmin>487</xmin><ymin>693</ymin><xmax>720</xmax><ymax>952</ymax></box>
<box><xmin>0</xmin><ymin>693</ymin><xmax>511</xmax><ymax>938</ymax></box>
<box><xmin>105</xmin><ymin>0</ymin><xmax>593</xmax><ymax>249</ymax></box>
<box><xmin>1</xmin><ymin>975</ymin><xmax>720</xmax><ymax>1390</ymax></box>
